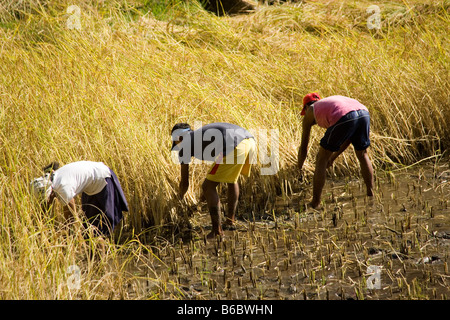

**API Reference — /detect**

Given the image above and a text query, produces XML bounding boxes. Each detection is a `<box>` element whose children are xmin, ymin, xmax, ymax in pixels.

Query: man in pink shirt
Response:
<box><xmin>297</xmin><ymin>93</ymin><xmax>374</xmax><ymax>208</ymax></box>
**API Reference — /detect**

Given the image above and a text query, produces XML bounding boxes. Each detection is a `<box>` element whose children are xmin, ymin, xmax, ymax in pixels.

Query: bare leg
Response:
<box><xmin>311</xmin><ymin>147</ymin><xmax>333</xmax><ymax>208</ymax></box>
<box><xmin>355</xmin><ymin>149</ymin><xmax>374</xmax><ymax>197</ymax></box>
<box><xmin>202</xmin><ymin>179</ymin><xmax>223</xmax><ymax>239</ymax></box>
<box><xmin>225</xmin><ymin>183</ymin><xmax>239</xmax><ymax>227</ymax></box>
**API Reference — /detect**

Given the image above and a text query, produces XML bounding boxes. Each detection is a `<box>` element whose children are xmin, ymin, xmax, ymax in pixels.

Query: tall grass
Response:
<box><xmin>0</xmin><ymin>0</ymin><xmax>448</xmax><ymax>298</ymax></box>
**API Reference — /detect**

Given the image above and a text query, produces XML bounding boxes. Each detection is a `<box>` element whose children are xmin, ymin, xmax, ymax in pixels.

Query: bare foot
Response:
<box><xmin>223</xmin><ymin>217</ymin><xmax>236</xmax><ymax>230</ymax></box>
<box><xmin>206</xmin><ymin>231</ymin><xmax>223</xmax><ymax>240</ymax></box>
<box><xmin>308</xmin><ymin>201</ymin><xmax>322</xmax><ymax>210</ymax></box>
<box><xmin>222</xmin><ymin>223</ymin><xmax>237</xmax><ymax>231</ymax></box>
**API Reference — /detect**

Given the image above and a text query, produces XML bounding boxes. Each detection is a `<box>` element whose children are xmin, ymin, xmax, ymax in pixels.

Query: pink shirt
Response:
<box><xmin>313</xmin><ymin>95</ymin><xmax>368</xmax><ymax>128</ymax></box>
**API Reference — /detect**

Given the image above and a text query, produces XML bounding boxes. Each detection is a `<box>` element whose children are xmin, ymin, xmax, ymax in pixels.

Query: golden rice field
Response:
<box><xmin>0</xmin><ymin>0</ymin><xmax>448</xmax><ymax>300</ymax></box>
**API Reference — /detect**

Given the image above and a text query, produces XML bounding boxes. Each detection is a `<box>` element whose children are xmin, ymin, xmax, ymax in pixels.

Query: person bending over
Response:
<box><xmin>32</xmin><ymin>161</ymin><xmax>128</xmax><ymax>236</ymax></box>
<box><xmin>171</xmin><ymin>122</ymin><xmax>256</xmax><ymax>239</ymax></box>
<box><xmin>297</xmin><ymin>93</ymin><xmax>374</xmax><ymax>208</ymax></box>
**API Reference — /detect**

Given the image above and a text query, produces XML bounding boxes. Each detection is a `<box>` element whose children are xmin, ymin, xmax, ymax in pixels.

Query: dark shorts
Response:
<box><xmin>320</xmin><ymin>109</ymin><xmax>371</xmax><ymax>152</ymax></box>
<box><xmin>81</xmin><ymin>169</ymin><xmax>129</xmax><ymax>236</ymax></box>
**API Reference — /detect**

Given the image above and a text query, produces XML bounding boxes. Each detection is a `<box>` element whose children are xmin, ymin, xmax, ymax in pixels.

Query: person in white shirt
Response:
<box><xmin>32</xmin><ymin>161</ymin><xmax>128</xmax><ymax>236</ymax></box>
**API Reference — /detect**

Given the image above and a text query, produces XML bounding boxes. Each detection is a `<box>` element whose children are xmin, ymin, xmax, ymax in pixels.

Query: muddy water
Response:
<box><xmin>129</xmin><ymin>162</ymin><xmax>449</xmax><ymax>300</ymax></box>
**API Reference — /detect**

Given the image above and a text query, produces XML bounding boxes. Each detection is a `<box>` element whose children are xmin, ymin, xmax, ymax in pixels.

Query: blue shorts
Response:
<box><xmin>320</xmin><ymin>110</ymin><xmax>371</xmax><ymax>152</ymax></box>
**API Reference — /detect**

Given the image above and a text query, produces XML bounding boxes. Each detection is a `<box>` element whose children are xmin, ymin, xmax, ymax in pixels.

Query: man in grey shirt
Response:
<box><xmin>171</xmin><ymin>122</ymin><xmax>256</xmax><ymax>239</ymax></box>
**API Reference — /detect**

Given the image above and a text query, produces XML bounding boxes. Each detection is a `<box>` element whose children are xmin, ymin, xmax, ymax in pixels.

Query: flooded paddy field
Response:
<box><xmin>126</xmin><ymin>162</ymin><xmax>449</xmax><ymax>300</ymax></box>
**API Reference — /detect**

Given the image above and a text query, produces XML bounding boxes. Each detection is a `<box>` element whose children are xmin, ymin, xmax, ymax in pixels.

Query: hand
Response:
<box><xmin>298</xmin><ymin>169</ymin><xmax>306</xmax><ymax>183</ymax></box>
<box><xmin>298</xmin><ymin>161</ymin><xmax>304</xmax><ymax>174</ymax></box>
<box><xmin>326</xmin><ymin>158</ymin><xmax>334</xmax><ymax>168</ymax></box>
<box><xmin>176</xmin><ymin>197</ymin><xmax>197</xmax><ymax>220</ymax></box>
<box><xmin>327</xmin><ymin>152</ymin><xmax>340</xmax><ymax>168</ymax></box>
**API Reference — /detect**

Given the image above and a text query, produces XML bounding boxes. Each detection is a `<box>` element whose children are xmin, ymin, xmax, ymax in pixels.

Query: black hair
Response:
<box><xmin>43</xmin><ymin>162</ymin><xmax>60</xmax><ymax>180</ymax></box>
<box><xmin>171</xmin><ymin>123</ymin><xmax>191</xmax><ymax>135</ymax></box>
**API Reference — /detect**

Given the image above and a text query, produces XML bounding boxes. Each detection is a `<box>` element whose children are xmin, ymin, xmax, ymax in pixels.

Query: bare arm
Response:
<box><xmin>63</xmin><ymin>198</ymin><xmax>76</xmax><ymax>220</ymax></box>
<box><xmin>179</xmin><ymin>163</ymin><xmax>189</xmax><ymax>200</ymax></box>
<box><xmin>47</xmin><ymin>188</ymin><xmax>76</xmax><ymax>221</ymax></box>
<box><xmin>298</xmin><ymin>106</ymin><xmax>316</xmax><ymax>170</ymax></box>
<box><xmin>45</xmin><ymin>191</ymin><xmax>56</xmax><ymax>212</ymax></box>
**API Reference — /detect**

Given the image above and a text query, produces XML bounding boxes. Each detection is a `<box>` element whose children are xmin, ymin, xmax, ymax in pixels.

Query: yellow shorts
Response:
<box><xmin>206</xmin><ymin>138</ymin><xmax>256</xmax><ymax>184</ymax></box>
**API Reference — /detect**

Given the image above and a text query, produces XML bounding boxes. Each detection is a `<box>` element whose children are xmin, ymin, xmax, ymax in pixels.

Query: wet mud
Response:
<box><xmin>128</xmin><ymin>162</ymin><xmax>450</xmax><ymax>300</ymax></box>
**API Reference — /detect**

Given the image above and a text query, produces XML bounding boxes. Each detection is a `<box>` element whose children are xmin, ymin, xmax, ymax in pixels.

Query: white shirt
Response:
<box><xmin>51</xmin><ymin>161</ymin><xmax>111</xmax><ymax>205</ymax></box>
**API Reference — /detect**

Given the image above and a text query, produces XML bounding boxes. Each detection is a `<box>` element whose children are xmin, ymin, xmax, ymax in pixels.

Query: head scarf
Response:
<box><xmin>31</xmin><ymin>173</ymin><xmax>52</xmax><ymax>202</ymax></box>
